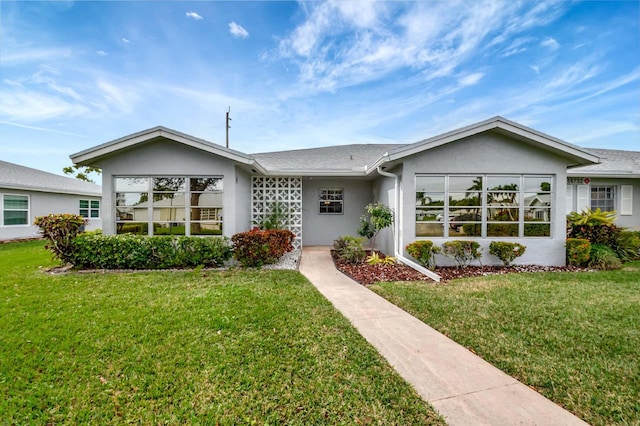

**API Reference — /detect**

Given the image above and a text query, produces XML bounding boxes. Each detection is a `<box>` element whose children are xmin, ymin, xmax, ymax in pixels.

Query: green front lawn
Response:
<box><xmin>370</xmin><ymin>265</ymin><xmax>640</xmax><ymax>426</ymax></box>
<box><xmin>0</xmin><ymin>241</ymin><xmax>443</xmax><ymax>424</ymax></box>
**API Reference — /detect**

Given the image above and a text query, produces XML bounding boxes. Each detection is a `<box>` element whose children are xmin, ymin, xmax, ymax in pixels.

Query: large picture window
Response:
<box><xmin>114</xmin><ymin>176</ymin><xmax>223</xmax><ymax>236</ymax></box>
<box><xmin>2</xmin><ymin>194</ymin><xmax>29</xmax><ymax>226</ymax></box>
<box><xmin>416</xmin><ymin>175</ymin><xmax>553</xmax><ymax>238</ymax></box>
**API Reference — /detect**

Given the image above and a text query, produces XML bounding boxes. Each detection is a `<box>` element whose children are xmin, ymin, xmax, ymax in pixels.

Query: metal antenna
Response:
<box><xmin>226</xmin><ymin>107</ymin><xmax>232</xmax><ymax>148</ymax></box>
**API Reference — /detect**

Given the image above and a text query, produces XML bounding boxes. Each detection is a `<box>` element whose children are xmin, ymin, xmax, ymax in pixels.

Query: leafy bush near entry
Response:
<box><xmin>231</xmin><ymin>228</ymin><xmax>294</xmax><ymax>268</ymax></box>
<box><xmin>406</xmin><ymin>240</ymin><xmax>441</xmax><ymax>269</ymax></box>
<box><xmin>588</xmin><ymin>244</ymin><xmax>622</xmax><ymax>270</ymax></box>
<box><xmin>70</xmin><ymin>234</ymin><xmax>232</xmax><ymax>269</ymax></box>
<box><xmin>566</xmin><ymin>238</ymin><xmax>591</xmax><ymax>266</ymax></box>
<box><xmin>333</xmin><ymin>235</ymin><xmax>366</xmax><ymax>264</ymax></box>
<box><xmin>616</xmin><ymin>231</ymin><xmax>640</xmax><ymax>261</ymax></box>
<box><xmin>441</xmin><ymin>240</ymin><xmax>482</xmax><ymax>268</ymax></box>
<box><xmin>567</xmin><ymin>208</ymin><xmax>617</xmax><ymax>226</ymax></box>
<box><xmin>489</xmin><ymin>241</ymin><xmax>526</xmax><ymax>266</ymax></box>
<box><xmin>34</xmin><ymin>214</ymin><xmax>87</xmax><ymax>264</ymax></box>
<box><xmin>357</xmin><ymin>202</ymin><xmax>393</xmax><ymax>251</ymax></box>
<box><xmin>567</xmin><ymin>223</ymin><xmax>622</xmax><ymax>250</ymax></box>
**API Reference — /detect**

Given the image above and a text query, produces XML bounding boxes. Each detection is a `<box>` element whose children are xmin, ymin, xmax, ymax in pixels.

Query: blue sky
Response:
<box><xmin>1</xmin><ymin>0</ymin><xmax>639</xmax><ymax>177</ymax></box>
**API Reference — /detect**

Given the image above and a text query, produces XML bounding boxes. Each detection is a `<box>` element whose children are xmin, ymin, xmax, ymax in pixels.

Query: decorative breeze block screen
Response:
<box><xmin>252</xmin><ymin>177</ymin><xmax>303</xmax><ymax>249</ymax></box>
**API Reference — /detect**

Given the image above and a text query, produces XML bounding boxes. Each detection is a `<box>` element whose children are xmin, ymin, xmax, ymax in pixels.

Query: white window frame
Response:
<box><xmin>2</xmin><ymin>193</ymin><xmax>30</xmax><ymax>227</ymax></box>
<box><xmin>114</xmin><ymin>176</ymin><xmax>223</xmax><ymax>236</ymax></box>
<box><xmin>79</xmin><ymin>199</ymin><xmax>100</xmax><ymax>219</ymax></box>
<box><xmin>319</xmin><ymin>188</ymin><xmax>344</xmax><ymax>215</ymax></box>
<box><xmin>590</xmin><ymin>185</ymin><xmax>615</xmax><ymax>212</ymax></box>
<box><xmin>415</xmin><ymin>174</ymin><xmax>553</xmax><ymax>239</ymax></box>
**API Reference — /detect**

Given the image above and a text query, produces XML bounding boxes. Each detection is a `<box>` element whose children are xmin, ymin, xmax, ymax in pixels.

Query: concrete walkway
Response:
<box><xmin>299</xmin><ymin>246</ymin><xmax>588</xmax><ymax>426</ymax></box>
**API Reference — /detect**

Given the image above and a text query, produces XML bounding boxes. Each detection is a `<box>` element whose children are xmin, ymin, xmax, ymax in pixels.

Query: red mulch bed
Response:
<box><xmin>331</xmin><ymin>251</ymin><xmax>589</xmax><ymax>285</ymax></box>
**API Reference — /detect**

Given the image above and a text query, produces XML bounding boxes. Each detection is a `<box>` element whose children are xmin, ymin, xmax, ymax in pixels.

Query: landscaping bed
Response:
<box><xmin>332</xmin><ymin>251</ymin><xmax>590</xmax><ymax>285</ymax></box>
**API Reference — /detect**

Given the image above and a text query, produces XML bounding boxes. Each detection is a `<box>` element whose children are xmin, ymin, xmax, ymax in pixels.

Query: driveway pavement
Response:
<box><xmin>299</xmin><ymin>246</ymin><xmax>588</xmax><ymax>426</ymax></box>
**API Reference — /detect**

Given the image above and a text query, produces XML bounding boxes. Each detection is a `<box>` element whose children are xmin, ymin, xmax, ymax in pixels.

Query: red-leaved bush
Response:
<box><xmin>231</xmin><ymin>228</ymin><xmax>294</xmax><ymax>267</ymax></box>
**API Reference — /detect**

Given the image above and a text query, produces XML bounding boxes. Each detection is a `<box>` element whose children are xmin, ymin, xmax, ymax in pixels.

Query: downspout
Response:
<box><xmin>377</xmin><ymin>165</ymin><xmax>441</xmax><ymax>282</ymax></box>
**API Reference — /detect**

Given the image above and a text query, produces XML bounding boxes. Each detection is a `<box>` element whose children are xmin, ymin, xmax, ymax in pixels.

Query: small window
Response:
<box><xmin>3</xmin><ymin>194</ymin><xmax>29</xmax><ymax>226</ymax></box>
<box><xmin>591</xmin><ymin>186</ymin><xmax>615</xmax><ymax>212</ymax></box>
<box><xmin>79</xmin><ymin>199</ymin><xmax>100</xmax><ymax>218</ymax></box>
<box><xmin>319</xmin><ymin>188</ymin><xmax>343</xmax><ymax>214</ymax></box>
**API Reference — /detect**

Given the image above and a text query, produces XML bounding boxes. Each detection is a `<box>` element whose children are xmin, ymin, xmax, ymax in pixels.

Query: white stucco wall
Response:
<box><xmin>234</xmin><ymin>166</ymin><xmax>252</xmax><ymax>233</ymax></box>
<box><xmin>95</xmin><ymin>139</ymin><xmax>243</xmax><ymax>237</ymax></box>
<box><xmin>302</xmin><ymin>178</ymin><xmax>372</xmax><ymax>246</ymax></box>
<box><xmin>567</xmin><ymin>177</ymin><xmax>640</xmax><ymax>231</ymax></box>
<box><xmin>400</xmin><ymin>132</ymin><xmax>571</xmax><ymax>266</ymax></box>
<box><xmin>0</xmin><ymin>188</ymin><xmax>101</xmax><ymax>240</ymax></box>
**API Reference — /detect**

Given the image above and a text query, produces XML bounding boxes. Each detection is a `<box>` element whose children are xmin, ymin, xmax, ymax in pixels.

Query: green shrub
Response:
<box><xmin>231</xmin><ymin>228</ymin><xmax>294</xmax><ymax>268</ymax></box>
<box><xmin>333</xmin><ymin>235</ymin><xmax>366</xmax><ymax>264</ymax></box>
<box><xmin>70</xmin><ymin>234</ymin><xmax>232</xmax><ymax>269</ymax></box>
<box><xmin>588</xmin><ymin>244</ymin><xmax>622</xmax><ymax>270</ymax></box>
<box><xmin>567</xmin><ymin>223</ymin><xmax>622</xmax><ymax>249</ymax></box>
<box><xmin>616</xmin><ymin>231</ymin><xmax>640</xmax><ymax>261</ymax></box>
<box><xmin>566</xmin><ymin>238</ymin><xmax>591</xmax><ymax>266</ymax></box>
<box><xmin>441</xmin><ymin>240</ymin><xmax>482</xmax><ymax>268</ymax></box>
<box><xmin>567</xmin><ymin>208</ymin><xmax>617</xmax><ymax>226</ymax></box>
<box><xmin>34</xmin><ymin>213</ymin><xmax>87</xmax><ymax>264</ymax></box>
<box><xmin>406</xmin><ymin>240</ymin><xmax>441</xmax><ymax>269</ymax></box>
<box><xmin>488</xmin><ymin>241</ymin><xmax>526</xmax><ymax>266</ymax></box>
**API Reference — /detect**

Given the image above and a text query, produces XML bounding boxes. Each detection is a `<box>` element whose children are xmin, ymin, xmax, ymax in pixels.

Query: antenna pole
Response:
<box><xmin>226</xmin><ymin>107</ymin><xmax>231</xmax><ymax>148</ymax></box>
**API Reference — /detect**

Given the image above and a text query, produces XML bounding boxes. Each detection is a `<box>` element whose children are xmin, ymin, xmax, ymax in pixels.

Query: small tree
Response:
<box><xmin>357</xmin><ymin>202</ymin><xmax>393</xmax><ymax>252</ymax></box>
<box><xmin>63</xmin><ymin>165</ymin><xmax>101</xmax><ymax>183</ymax></box>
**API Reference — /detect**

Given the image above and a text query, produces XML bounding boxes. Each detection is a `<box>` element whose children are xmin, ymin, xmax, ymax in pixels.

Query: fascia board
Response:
<box><xmin>1</xmin><ymin>184</ymin><xmax>101</xmax><ymax>197</ymax></box>
<box><xmin>71</xmin><ymin>126</ymin><xmax>254</xmax><ymax>165</ymax></box>
<box><xmin>567</xmin><ymin>170</ymin><xmax>640</xmax><ymax>178</ymax></box>
<box><xmin>258</xmin><ymin>169</ymin><xmax>369</xmax><ymax>177</ymax></box>
<box><xmin>382</xmin><ymin>117</ymin><xmax>599</xmax><ymax>165</ymax></box>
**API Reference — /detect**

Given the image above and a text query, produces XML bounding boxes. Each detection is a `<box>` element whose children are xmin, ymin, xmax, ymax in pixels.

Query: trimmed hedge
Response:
<box><xmin>231</xmin><ymin>228</ymin><xmax>294</xmax><ymax>267</ymax></box>
<box><xmin>406</xmin><ymin>240</ymin><xmax>440</xmax><ymax>269</ymax></box>
<box><xmin>70</xmin><ymin>233</ymin><xmax>232</xmax><ymax>269</ymax></box>
<box><xmin>442</xmin><ymin>240</ymin><xmax>482</xmax><ymax>268</ymax></box>
<box><xmin>489</xmin><ymin>241</ymin><xmax>526</xmax><ymax>266</ymax></box>
<box><xmin>566</xmin><ymin>238</ymin><xmax>591</xmax><ymax>266</ymax></box>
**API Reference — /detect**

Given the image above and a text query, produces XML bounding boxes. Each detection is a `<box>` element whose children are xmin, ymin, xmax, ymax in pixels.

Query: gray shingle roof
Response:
<box><xmin>252</xmin><ymin>144</ymin><xmax>404</xmax><ymax>172</ymax></box>
<box><xmin>570</xmin><ymin>148</ymin><xmax>640</xmax><ymax>176</ymax></box>
<box><xmin>0</xmin><ymin>160</ymin><xmax>101</xmax><ymax>196</ymax></box>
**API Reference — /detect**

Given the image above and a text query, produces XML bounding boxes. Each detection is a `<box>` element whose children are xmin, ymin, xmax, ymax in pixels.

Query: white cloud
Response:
<box><xmin>531</xmin><ymin>65</ymin><xmax>541</xmax><ymax>74</ymax></box>
<box><xmin>274</xmin><ymin>1</ymin><xmax>568</xmax><ymax>97</ymax></box>
<box><xmin>96</xmin><ymin>50</ymin><xmax>108</xmax><ymax>56</ymax></box>
<box><xmin>186</xmin><ymin>12</ymin><xmax>203</xmax><ymax>21</ymax></box>
<box><xmin>229</xmin><ymin>22</ymin><xmax>249</xmax><ymax>39</ymax></box>
<box><xmin>540</xmin><ymin>37</ymin><xmax>560</xmax><ymax>50</ymax></box>
<box><xmin>2</xmin><ymin>48</ymin><xmax>73</xmax><ymax>64</ymax></box>
<box><xmin>122</xmin><ymin>38</ymin><xmax>130</xmax><ymax>43</ymax></box>
<box><xmin>0</xmin><ymin>90</ymin><xmax>90</xmax><ymax>122</ymax></box>
<box><xmin>458</xmin><ymin>72</ymin><xmax>485</xmax><ymax>87</ymax></box>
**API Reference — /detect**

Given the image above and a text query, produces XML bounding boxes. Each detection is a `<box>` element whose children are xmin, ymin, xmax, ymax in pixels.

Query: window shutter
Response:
<box><xmin>577</xmin><ymin>184</ymin><xmax>590</xmax><ymax>212</ymax></box>
<box><xmin>566</xmin><ymin>184</ymin><xmax>574</xmax><ymax>214</ymax></box>
<box><xmin>621</xmin><ymin>185</ymin><xmax>633</xmax><ymax>215</ymax></box>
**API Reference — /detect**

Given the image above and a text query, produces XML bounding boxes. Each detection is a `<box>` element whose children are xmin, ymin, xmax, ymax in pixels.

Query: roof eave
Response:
<box><xmin>71</xmin><ymin>126</ymin><xmax>254</xmax><ymax>166</ymax></box>
<box><xmin>384</xmin><ymin>116</ymin><xmax>600</xmax><ymax>166</ymax></box>
<box><xmin>1</xmin><ymin>184</ymin><xmax>101</xmax><ymax>196</ymax></box>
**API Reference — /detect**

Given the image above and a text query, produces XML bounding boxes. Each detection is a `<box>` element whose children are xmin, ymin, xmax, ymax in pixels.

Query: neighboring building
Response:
<box><xmin>70</xmin><ymin>116</ymin><xmax>638</xmax><ymax>269</ymax></box>
<box><xmin>567</xmin><ymin>148</ymin><xmax>640</xmax><ymax>230</ymax></box>
<box><xmin>0</xmin><ymin>160</ymin><xmax>102</xmax><ymax>241</ymax></box>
